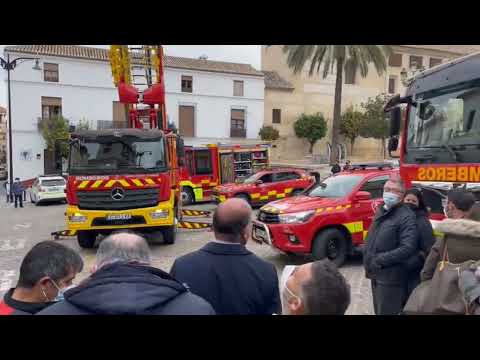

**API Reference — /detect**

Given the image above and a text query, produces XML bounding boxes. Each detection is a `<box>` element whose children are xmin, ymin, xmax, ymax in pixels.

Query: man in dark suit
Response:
<box><xmin>170</xmin><ymin>198</ymin><xmax>281</xmax><ymax>315</ymax></box>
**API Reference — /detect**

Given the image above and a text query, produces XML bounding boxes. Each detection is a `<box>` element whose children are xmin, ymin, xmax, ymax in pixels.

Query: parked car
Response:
<box><xmin>252</xmin><ymin>164</ymin><xmax>399</xmax><ymax>266</ymax></box>
<box><xmin>212</xmin><ymin>168</ymin><xmax>316</xmax><ymax>206</ymax></box>
<box><xmin>30</xmin><ymin>175</ymin><xmax>67</xmax><ymax>205</ymax></box>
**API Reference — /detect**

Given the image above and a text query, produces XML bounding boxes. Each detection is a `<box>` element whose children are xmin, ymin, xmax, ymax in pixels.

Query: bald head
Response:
<box><xmin>96</xmin><ymin>232</ymin><xmax>151</xmax><ymax>269</ymax></box>
<box><xmin>213</xmin><ymin>198</ymin><xmax>253</xmax><ymax>244</ymax></box>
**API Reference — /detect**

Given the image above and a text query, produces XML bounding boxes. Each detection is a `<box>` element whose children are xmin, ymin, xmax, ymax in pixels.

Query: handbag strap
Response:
<box><xmin>439</xmin><ymin>241</ymin><xmax>450</xmax><ymax>271</ymax></box>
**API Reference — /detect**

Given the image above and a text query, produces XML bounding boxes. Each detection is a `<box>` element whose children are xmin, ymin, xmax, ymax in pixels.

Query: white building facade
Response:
<box><xmin>4</xmin><ymin>45</ymin><xmax>265</xmax><ymax>181</ymax></box>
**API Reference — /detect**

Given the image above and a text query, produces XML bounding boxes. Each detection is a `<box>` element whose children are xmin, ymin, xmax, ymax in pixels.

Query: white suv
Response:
<box><xmin>30</xmin><ymin>176</ymin><xmax>66</xmax><ymax>205</ymax></box>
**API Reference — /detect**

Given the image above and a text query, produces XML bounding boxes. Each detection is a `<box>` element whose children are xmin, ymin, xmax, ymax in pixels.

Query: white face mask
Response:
<box><xmin>280</xmin><ymin>265</ymin><xmax>300</xmax><ymax>315</ymax></box>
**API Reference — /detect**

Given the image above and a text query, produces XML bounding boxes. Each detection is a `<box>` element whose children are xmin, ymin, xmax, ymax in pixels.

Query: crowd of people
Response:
<box><xmin>1</xmin><ymin>177</ymin><xmax>479</xmax><ymax>315</ymax></box>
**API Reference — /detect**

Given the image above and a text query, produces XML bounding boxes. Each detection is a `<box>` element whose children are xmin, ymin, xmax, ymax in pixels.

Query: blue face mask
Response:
<box><xmin>50</xmin><ymin>279</ymin><xmax>76</xmax><ymax>302</ymax></box>
<box><xmin>383</xmin><ymin>192</ymin><xmax>400</xmax><ymax>209</ymax></box>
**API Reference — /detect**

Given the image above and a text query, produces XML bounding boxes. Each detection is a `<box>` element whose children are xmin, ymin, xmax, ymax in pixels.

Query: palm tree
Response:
<box><xmin>281</xmin><ymin>45</ymin><xmax>392</xmax><ymax>163</ymax></box>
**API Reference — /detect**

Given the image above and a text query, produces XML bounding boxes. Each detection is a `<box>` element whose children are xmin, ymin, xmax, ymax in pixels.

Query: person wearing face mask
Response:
<box><xmin>402</xmin><ymin>189</ymin><xmax>436</xmax><ymax>298</ymax></box>
<box><xmin>0</xmin><ymin>241</ymin><xmax>83</xmax><ymax>315</ymax></box>
<box><xmin>170</xmin><ymin>198</ymin><xmax>281</xmax><ymax>315</ymax></box>
<box><xmin>363</xmin><ymin>175</ymin><xmax>417</xmax><ymax>315</ymax></box>
<box><xmin>280</xmin><ymin>260</ymin><xmax>350</xmax><ymax>315</ymax></box>
<box><xmin>420</xmin><ymin>188</ymin><xmax>480</xmax><ymax>282</ymax></box>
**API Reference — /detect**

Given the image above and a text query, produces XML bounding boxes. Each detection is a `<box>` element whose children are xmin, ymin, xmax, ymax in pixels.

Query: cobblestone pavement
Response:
<box><xmin>0</xmin><ymin>193</ymin><xmax>373</xmax><ymax>315</ymax></box>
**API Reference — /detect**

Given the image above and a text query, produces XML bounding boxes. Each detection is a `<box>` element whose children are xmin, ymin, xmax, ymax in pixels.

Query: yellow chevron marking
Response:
<box><xmin>184</xmin><ymin>222</ymin><xmax>193</xmax><ymax>229</ymax></box>
<box><xmin>345</xmin><ymin>204</ymin><xmax>352</xmax><ymax>208</ymax></box>
<box><xmin>326</xmin><ymin>207</ymin><xmax>333</xmax><ymax>212</ymax></box>
<box><xmin>250</xmin><ymin>193</ymin><xmax>260</xmax><ymax>199</ymax></box>
<box><xmin>363</xmin><ymin>230</ymin><xmax>369</xmax><ymax>241</ymax></box>
<box><xmin>268</xmin><ymin>190</ymin><xmax>277</xmax><ymax>196</ymax></box>
<box><xmin>104</xmin><ymin>180</ymin><xmax>116</xmax><ymax>188</ymax></box>
<box><xmin>91</xmin><ymin>180</ymin><xmax>103</xmax><ymax>188</ymax></box>
<box><xmin>344</xmin><ymin>222</ymin><xmax>357</xmax><ymax>234</ymax></box>
<box><xmin>316</xmin><ymin>208</ymin><xmax>324</xmax><ymax>213</ymax></box>
<box><xmin>201</xmin><ymin>179</ymin><xmax>210</xmax><ymax>184</ymax></box>
<box><xmin>260</xmin><ymin>196</ymin><xmax>269</xmax><ymax>201</ymax></box>
<box><xmin>132</xmin><ymin>179</ymin><xmax>143</xmax><ymax>187</ymax></box>
<box><xmin>78</xmin><ymin>181</ymin><xmax>90</xmax><ymax>189</ymax></box>
<box><xmin>336</xmin><ymin>205</ymin><xmax>343</xmax><ymax>210</ymax></box>
<box><xmin>277</xmin><ymin>193</ymin><xmax>286</xmax><ymax>198</ymax></box>
<box><xmin>145</xmin><ymin>178</ymin><xmax>155</xmax><ymax>185</ymax></box>
<box><xmin>285</xmin><ymin>188</ymin><xmax>293</xmax><ymax>194</ymax></box>
<box><xmin>118</xmin><ymin>179</ymin><xmax>131</xmax><ymax>187</ymax></box>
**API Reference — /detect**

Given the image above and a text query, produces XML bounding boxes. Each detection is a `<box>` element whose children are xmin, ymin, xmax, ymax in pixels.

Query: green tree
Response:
<box><xmin>258</xmin><ymin>125</ymin><xmax>280</xmax><ymax>141</ymax></box>
<box><xmin>294</xmin><ymin>113</ymin><xmax>327</xmax><ymax>154</ymax></box>
<box><xmin>360</xmin><ymin>94</ymin><xmax>390</xmax><ymax>158</ymax></box>
<box><xmin>39</xmin><ymin>116</ymin><xmax>70</xmax><ymax>158</ymax></box>
<box><xmin>77</xmin><ymin>117</ymin><xmax>92</xmax><ymax>130</ymax></box>
<box><xmin>340</xmin><ymin>105</ymin><xmax>364</xmax><ymax>154</ymax></box>
<box><xmin>279</xmin><ymin>45</ymin><xmax>391</xmax><ymax>163</ymax></box>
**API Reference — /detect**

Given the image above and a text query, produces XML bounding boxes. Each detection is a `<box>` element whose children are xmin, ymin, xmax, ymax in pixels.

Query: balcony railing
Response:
<box><xmin>230</xmin><ymin>128</ymin><xmax>246</xmax><ymax>138</ymax></box>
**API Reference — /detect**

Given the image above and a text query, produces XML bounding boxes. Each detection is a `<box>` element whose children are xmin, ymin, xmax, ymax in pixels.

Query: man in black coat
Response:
<box><xmin>363</xmin><ymin>176</ymin><xmax>417</xmax><ymax>315</ymax></box>
<box><xmin>170</xmin><ymin>198</ymin><xmax>281</xmax><ymax>315</ymax></box>
<box><xmin>37</xmin><ymin>232</ymin><xmax>215</xmax><ymax>315</ymax></box>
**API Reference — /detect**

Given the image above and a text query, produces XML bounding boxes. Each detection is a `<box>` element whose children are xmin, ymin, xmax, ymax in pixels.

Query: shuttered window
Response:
<box><xmin>44</xmin><ymin>63</ymin><xmax>59</xmax><ymax>82</ymax></box>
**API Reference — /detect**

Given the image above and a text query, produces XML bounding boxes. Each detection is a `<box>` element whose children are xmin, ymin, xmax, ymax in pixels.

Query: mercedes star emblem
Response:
<box><xmin>111</xmin><ymin>188</ymin><xmax>125</xmax><ymax>201</ymax></box>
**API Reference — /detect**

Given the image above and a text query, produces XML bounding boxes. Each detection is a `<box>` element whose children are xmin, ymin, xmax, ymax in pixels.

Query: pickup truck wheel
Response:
<box><xmin>312</xmin><ymin>228</ymin><xmax>348</xmax><ymax>267</ymax></box>
<box><xmin>77</xmin><ymin>231</ymin><xmax>97</xmax><ymax>249</ymax></box>
<box><xmin>181</xmin><ymin>187</ymin><xmax>194</xmax><ymax>206</ymax></box>
<box><xmin>163</xmin><ymin>225</ymin><xmax>176</xmax><ymax>245</ymax></box>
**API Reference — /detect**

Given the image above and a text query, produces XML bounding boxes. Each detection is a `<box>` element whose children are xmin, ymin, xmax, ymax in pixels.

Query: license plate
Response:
<box><xmin>106</xmin><ymin>214</ymin><xmax>132</xmax><ymax>221</ymax></box>
<box><xmin>49</xmin><ymin>187</ymin><xmax>60</xmax><ymax>192</ymax></box>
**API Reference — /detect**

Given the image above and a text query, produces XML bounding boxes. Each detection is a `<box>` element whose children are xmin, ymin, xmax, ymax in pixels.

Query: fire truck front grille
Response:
<box><xmin>258</xmin><ymin>210</ymin><xmax>280</xmax><ymax>224</ymax></box>
<box><xmin>77</xmin><ymin>188</ymin><xmax>159</xmax><ymax>210</ymax></box>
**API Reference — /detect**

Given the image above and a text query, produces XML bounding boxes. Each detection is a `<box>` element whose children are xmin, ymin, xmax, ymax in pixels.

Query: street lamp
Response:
<box><xmin>0</xmin><ymin>53</ymin><xmax>41</xmax><ymax>199</ymax></box>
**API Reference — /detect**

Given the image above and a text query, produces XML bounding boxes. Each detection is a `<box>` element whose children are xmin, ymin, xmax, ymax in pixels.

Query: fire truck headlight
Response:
<box><xmin>278</xmin><ymin>210</ymin><xmax>315</xmax><ymax>224</ymax></box>
<box><xmin>69</xmin><ymin>213</ymin><xmax>87</xmax><ymax>223</ymax></box>
<box><xmin>150</xmin><ymin>209</ymin><xmax>169</xmax><ymax>219</ymax></box>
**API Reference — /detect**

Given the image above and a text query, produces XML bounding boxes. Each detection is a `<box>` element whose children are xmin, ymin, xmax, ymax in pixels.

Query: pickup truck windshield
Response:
<box><xmin>307</xmin><ymin>174</ymin><xmax>363</xmax><ymax>198</ymax></box>
<box><xmin>69</xmin><ymin>136</ymin><xmax>166</xmax><ymax>175</ymax></box>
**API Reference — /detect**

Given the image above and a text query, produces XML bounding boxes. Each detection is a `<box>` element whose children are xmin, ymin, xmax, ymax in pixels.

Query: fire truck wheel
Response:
<box><xmin>234</xmin><ymin>193</ymin><xmax>250</xmax><ymax>204</ymax></box>
<box><xmin>77</xmin><ymin>231</ymin><xmax>97</xmax><ymax>249</ymax></box>
<box><xmin>181</xmin><ymin>188</ymin><xmax>194</xmax><ymax>206</ymax></box>
<box><xmin>163</xmin><ymin>226</ymin><xmax>176</xmax><ymax>245</ymax></box>
<box><xmin>312</xmin><ymin>228</ymin><xmax>348</xmax><ymax>267</ymax></box>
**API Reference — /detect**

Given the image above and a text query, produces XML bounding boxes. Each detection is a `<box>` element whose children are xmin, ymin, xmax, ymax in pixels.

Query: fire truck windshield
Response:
<box><xmin>406</xmin><ymin>83</ymin><xmax>480</xmax><ymax>163</ymax></box>
<box><xmin>69</xmin><ymin>137</ymin><xmax>166</xmax><ymax>175</ymax></box>
<box><xmin>307</xmin><ymin>174</ymin><xmax>363</xmax><ymax>198</ymax></box>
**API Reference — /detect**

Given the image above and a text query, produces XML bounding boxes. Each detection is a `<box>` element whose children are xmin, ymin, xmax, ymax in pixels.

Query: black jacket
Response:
<box><xmin>404</xmin><ymin>208</ymin><xmax>436</xmax><ymax>271</ymax></box>
<box><xmin>36</xmin><ymin>263</ymin><xmax>215</xmax><ymax>315</ymax></box>
<box><xmin>170</xmin><ymin>242</ymin><xmax>281</xmax><ymax>315</ymax></box>
<box><xmin>364</xmin><ymin>204</ymin><xmax>417</xmax><ymax>285</ymax></box>
<box><xmin>331</xmin><ymin>164</ymin><xmax>341</xmax><ymax>174</ymax></box>
<box><xmin>0</xmin><ymin>288</ymin><xmax>54</xmax><ymax>315</ymax></box>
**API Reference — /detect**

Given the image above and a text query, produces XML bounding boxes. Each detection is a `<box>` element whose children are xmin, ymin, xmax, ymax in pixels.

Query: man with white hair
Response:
<box><xmin>37</xmin><ymin>231</ymin><xmax>215</xmax><ymax>315</ymax></box>
<box><xmin>363</xmin><ymin>175</ymin><xmax>417</xmax><ymax>315</ymax></box>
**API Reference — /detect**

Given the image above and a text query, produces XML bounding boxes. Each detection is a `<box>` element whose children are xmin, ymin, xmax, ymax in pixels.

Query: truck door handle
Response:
<box><xmin>414</xmin><ymin>154</ymin><xmax>435</xmax><ymax>161</ymax></box>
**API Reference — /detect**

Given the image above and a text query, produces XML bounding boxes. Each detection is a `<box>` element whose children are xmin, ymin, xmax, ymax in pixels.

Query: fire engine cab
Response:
<box><xmin>179</xmin><ymin>143</ymin><xmax>271</xmax><ymax>204</ymax></box>
<box><xmin>252</xmin><ymin>163</ymin><xmax>398</xmax><ymax>266</ymax></box>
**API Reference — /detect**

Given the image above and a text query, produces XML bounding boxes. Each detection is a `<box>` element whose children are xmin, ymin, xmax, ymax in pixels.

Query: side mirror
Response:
<box><xmin>389</xmin><ymin>107</ymin><xmax>401</xmax><ymax>137</ymax></box>
<box><xmin>255</xmin><ymin>180</ymin><xmax>263</xmax><ymax>185</ymax></box>
<box><xmin>354</xmin><ymin>191</ymin><xmax>371</xmax><ymax>201</ymax></box>
<box><xmin>176</xmin><ymin>137</ymin><xmax>185</xmax><ymax>167</ymax></box>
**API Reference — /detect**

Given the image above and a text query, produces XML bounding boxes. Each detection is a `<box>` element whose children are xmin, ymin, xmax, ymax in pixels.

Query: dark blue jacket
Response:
<box><xmin>36</xmin><ymin>263</ymin><xmax>215</xmax><ymax>315</ymax></box>
<box><xmin>170</xmin><ymin>242</ymin><xmax>281</xmax><ymax>315</ymax></box>
<box><xmin>11</xmin><ymin>182</ymin><xmax>24</xmax><ymax>196</ymax></box>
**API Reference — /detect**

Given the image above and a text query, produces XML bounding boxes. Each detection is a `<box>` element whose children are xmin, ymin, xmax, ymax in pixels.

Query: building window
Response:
<box><xmin>181</xmin><ymin>75</ymin><xmax>192</xmax><ymax>93</ymax></box>
<box><xmin>44</xmin><ymin>63</ymin><xmax>59</xmax><ymax>82</ymax></box>
<box><xmin>272</xmin><ymin>109</ymin><xmax>281</xmax><ymax>124</ymax></box>
<box><xmin>233</xmin><ymin>80</ymin><xmax>244</xmax><ymax>96</ymax></box>
<box><xmin>231</xmin><ymin>109</ymin><xmax>246</xmax><ymax>137</ymax></box>
<box><xmin>388</xmin><ymin>77</ymin><xmax>397</xmax><ymax>94</ymax></box>
<box><xmin>344</xmin><ymin>61</ymin><xmax>356</xmax><ymax>84</ymax></box>
<box><xmin>429</xmin><ymin>57</ymin><xmax>442</xmax><ymax>68</ymax></box>
<box><xmin>41</xmin><ymin>97</ymin><xmax>62</xmax><ymax>120</ymax></box>
<box><xmin>409</xmin><ymin>55</ymin><xmax>423</xmax><ymax>70</ymax></box>
<box><xmin>388</xmin><ymin>53</ymin><xmax>403</xmax><ymax>67</ymax></box>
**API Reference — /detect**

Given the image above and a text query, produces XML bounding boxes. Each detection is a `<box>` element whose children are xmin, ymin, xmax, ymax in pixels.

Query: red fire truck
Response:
<box><xmin>385</xmin><ymin>51</ymin><xmax>480</xmax><ymax>215</ymax></box>
<box><xmin>62</xmin><ymin>45</ymin><xmax>184</xmax><ymax>248</ymax></box>
<box><xmin>179</xmin><ymin>143</ymin><xmax>271</xmax><ymax>204</ymax></box>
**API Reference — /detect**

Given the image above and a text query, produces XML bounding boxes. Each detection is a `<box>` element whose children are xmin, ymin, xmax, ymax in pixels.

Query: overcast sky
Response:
<box><xmin>0</xmin><ymin>45</ymin><xmax>261</xmax><ymax>108</ymax></box>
